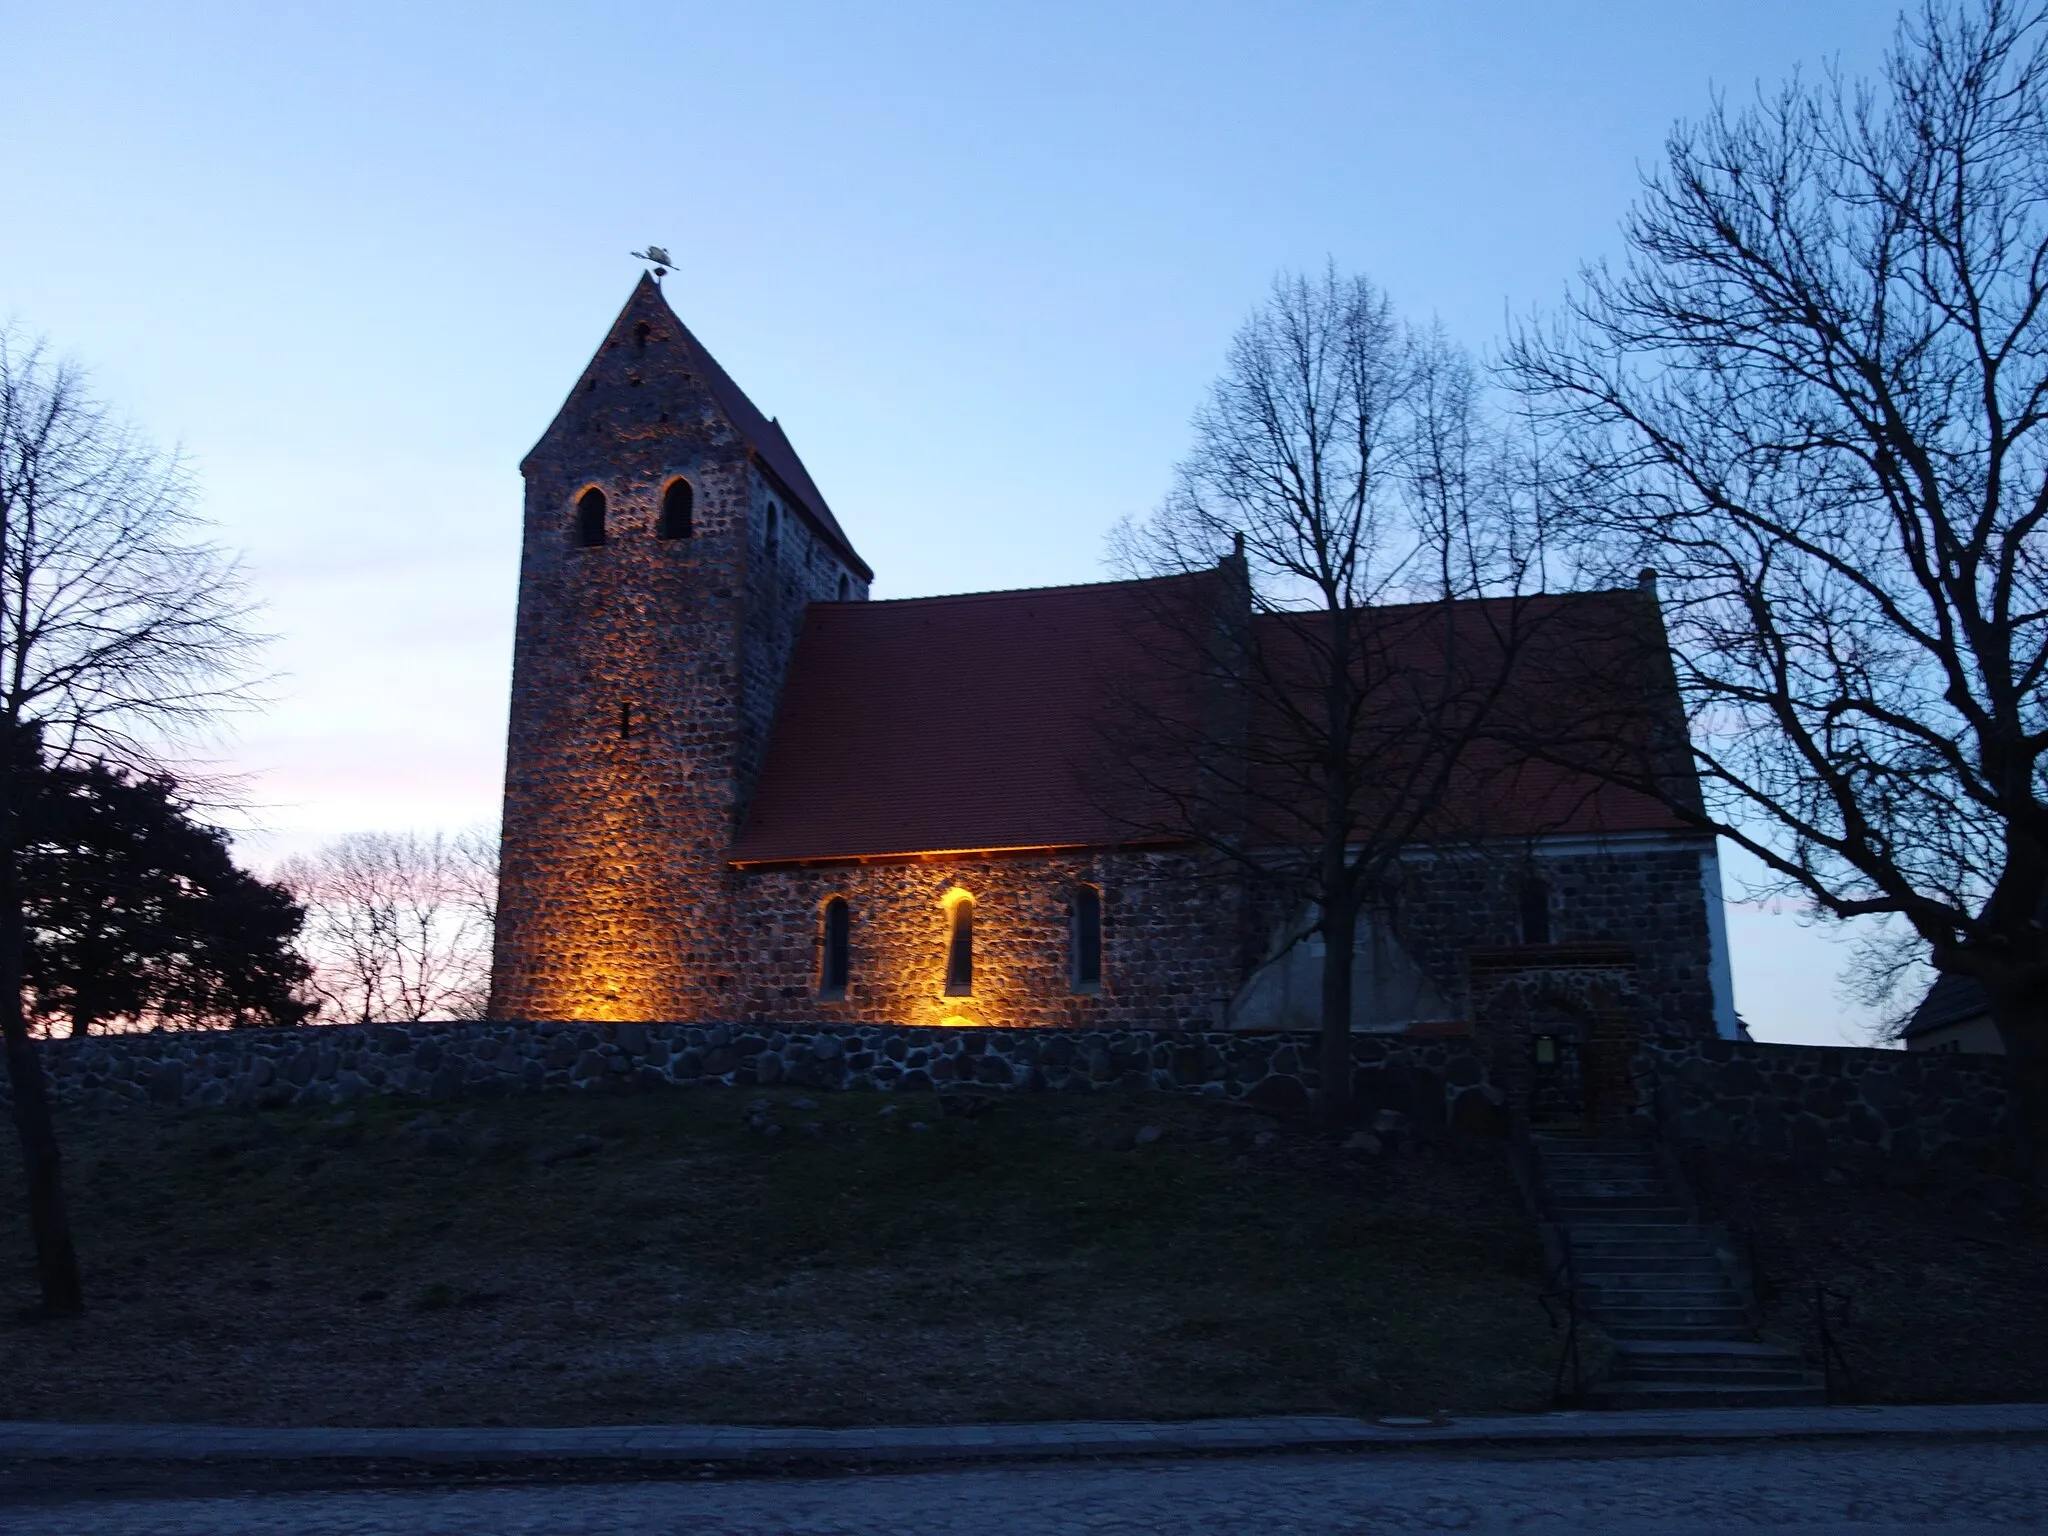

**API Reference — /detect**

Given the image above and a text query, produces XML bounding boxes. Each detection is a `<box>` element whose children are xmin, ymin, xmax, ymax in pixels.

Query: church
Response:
<box><xmin>487</xmin><ymin>278</ymin><xmax>1740</xmax><ymax>1050</ymax></box>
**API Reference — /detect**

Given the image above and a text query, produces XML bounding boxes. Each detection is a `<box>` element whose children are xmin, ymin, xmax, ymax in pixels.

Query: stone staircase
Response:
<box><xmin>1532</xmin><ymin>1134</ymin><xmax>1824</xmax><ymax>1408</ymax></box>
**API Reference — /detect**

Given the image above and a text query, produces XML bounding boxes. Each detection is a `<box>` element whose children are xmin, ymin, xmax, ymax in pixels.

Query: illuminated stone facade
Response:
<box><xmin>734</xmin><ymin>850</ymin><xmax>1252</xmax><ymax>1031</ymax></box>
<box><xmin>491</xmin><ymin>280</ymin><xmax>1737</xmax><ymax>1039</ymax></box>
<box><xmin>488</xmin><ymin>276</ymin><xmax>868</xmax><ymax>1024</ymax></box>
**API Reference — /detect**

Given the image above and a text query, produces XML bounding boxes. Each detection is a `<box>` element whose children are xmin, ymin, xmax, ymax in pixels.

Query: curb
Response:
<box><xmin>2</xmin><ymin>1404</ymin><xmax>2046</xmax><ymax>1468</ymax></box>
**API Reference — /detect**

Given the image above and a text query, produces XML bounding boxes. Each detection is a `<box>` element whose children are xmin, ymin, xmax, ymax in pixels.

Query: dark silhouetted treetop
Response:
<box><xmin>18</xmin><ymin>751</ymin><xmax>310</xmax><ymax>1034</ymax></box>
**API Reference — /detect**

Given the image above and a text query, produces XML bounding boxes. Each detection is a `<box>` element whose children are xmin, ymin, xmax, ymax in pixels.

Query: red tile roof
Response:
<box><xmin>730</xmin><ymin>575</ymin><xmax>1694</xmax><ymax>865</ymax></box>
<box><xmin>731</xmin><ymin>574</ymin><xmax>1217</xmax><ymax>864</ymax></box>
<box><xmin>1243</xmin><ymin>594</ymin><xmax>1691</xmax><ymax>845</ymax></box>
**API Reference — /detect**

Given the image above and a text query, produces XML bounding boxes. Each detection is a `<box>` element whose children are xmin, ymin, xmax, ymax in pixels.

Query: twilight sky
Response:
<box><xmin>2</xmin><ymin>0</ymin><xmax>1907</xmax><ymax>1044</ymax></box>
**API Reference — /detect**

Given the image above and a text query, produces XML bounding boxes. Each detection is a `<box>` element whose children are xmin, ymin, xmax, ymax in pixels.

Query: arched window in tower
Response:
<box><xmin>836</xmin><ymin>573</ymin><xmax>850</xmax><ymax>600</ymax></box>
<box><xmin>659</xmin><ymin>478</ymin><xmax>694</xmax><ymax>539</ymax></box>
<box><xmin>576</xmin><ymin>487</ymin><xmax>608</xmax><ymax>548</ymax></box>
<box><xmin>1519</xmin><ymin>875</ymin><xmax>1552</xmax><ymax>946</ymax></box>
<box><xmin>943</xmin><ymin>891</ymin><xmax>974</xmax><ymax>996</ymax></box>
<box><xmin>820</xmin><ymin>896</ymin><xmax>850</xmax><ymax>997</ymax></box>
<box><xmin>765</xmin><ymin>502</ymin><xmax>780</xmax><ymax>559</ymax></box>
<box><xmin>1071</xmin><ymin>883</ymin><xmax>1103</xmax><ymax>992</ymax></box>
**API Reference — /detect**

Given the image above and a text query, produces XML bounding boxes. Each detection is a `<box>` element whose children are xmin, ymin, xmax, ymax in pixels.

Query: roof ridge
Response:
<box><xmin>844</xmin><ymin>569</ymin><xmax>1217</xmax><ymax>609</ymax></box>
<box><xmin>1254</xmin><ymin>587</ymin><xmax>1631</xmax><ymax>622</ymax></box>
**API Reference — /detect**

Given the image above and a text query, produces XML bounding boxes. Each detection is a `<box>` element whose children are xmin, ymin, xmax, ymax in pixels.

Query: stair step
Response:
<box><xmin>1589</xmin><ymin>1382</ymin><xmax>1827</xmax><ymax>1409</ymax></box>
<box><xmin>1581</xmin><ymin>1290</ymin><xmax>1742</xmax><ymax>1309</ymax></box>
<box><xmin>1612</xmin><ymin>1339</ymin><xmax>1796</xmax><ymax>1359</ymax></box>
<box><xmin>1608</xmin><ymin>1363</ymin><xmax>1814</xmax><ymax>1385</ymax></box>
<box><xmin>1604</xmin><ymin>1324</ymin><xmax>1756</xmax><ymax>1341</ymax></box>
<box><xmin>1569</xmin><ymin>1237</ymin><xmax>1717</xmax><ymax>1250</ymax></box>
<box><xmin>1593</xmin><ymin>1319</ymin><xmax>1755</xmax><ymax>1332</ymax></box>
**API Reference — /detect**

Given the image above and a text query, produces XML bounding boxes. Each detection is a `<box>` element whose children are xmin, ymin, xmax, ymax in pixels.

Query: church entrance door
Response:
<box><xmin>1527</xmin><ymin>1022</ymin><xmax>1588</xmax><ymax>1130</ymax></box>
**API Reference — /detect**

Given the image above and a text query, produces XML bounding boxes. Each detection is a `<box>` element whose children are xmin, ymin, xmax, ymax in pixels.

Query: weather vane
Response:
<box><xmin>631</xmin><ymin>246</ymin><xmax>673</xmax><ymax>281</ymax></box>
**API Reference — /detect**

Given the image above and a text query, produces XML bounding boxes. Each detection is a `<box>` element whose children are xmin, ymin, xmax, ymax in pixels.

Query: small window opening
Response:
<box><xmin>660</xmin><ymin>478</ymin><xmax>694</xmax><ymax>539</ymax></box>
<box><xmin>618</xmin><ymin>701</ymin><xmax>633</xmax><ymax>740</ymax></box>
<box><xmin>1071</xmin><ymin>884</ymin><xmax>1103</xmax><ymax>991</ymax></box>
<box><xmin>820</xmin><ymin>896</ymin><xmax>850</xmax><ymax>996</ymax></box>
<box><xmin>765</xmin><ymin>503</ymin><xmax>780</xmax><ymax>559</ymax></box>
<box><xmin>943</xmin><ymin>893</ymin><xmax>974</xmax><ymax>996</ymax></box>
<box><xmin>576</xmin><ymin>487</ymin><xmax>608</xmax><ymax>547</ymax></box>
<box><xmin>1519</xmin><ymin>876</ymin><xmax>1552</xmax><ymax>945</ymax></box>
<box><xmin>836</xmin><ymin>574</ymin><xmax>850</xmax><ymax>600</ymax></box>
<box><xmin>634</xmin><ymin>320</ymin><xmax>651</xmax><ymax>349</ymax></box>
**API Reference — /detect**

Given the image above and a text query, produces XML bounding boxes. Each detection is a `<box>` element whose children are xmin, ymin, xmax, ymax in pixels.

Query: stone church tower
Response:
<box><xmin>488</xmin><ymin>277</ymin><xmax>870</xmax><ymax>1022</ymax></box>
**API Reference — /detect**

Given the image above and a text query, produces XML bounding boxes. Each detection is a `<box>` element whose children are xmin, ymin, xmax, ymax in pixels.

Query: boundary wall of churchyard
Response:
<box><xmin>0</xmin><ymin>1019</ymin><xmax>1505</xmax><ymax>1132</ymax></box>
<box><xmin>1638</xmin><ymin>1035</ymin><xmax>2011</xmax><ymax>1175</ymax></box>
<box><xmin>1</xmin><ymin>1019</ymin><xmax>2014</xmax><ymax>1173</ymax></box>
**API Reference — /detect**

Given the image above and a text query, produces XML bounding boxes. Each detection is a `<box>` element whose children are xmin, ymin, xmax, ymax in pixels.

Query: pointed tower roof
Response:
<box><xmin>532</xmin><ymin>275</ymin><xmax>870</xmax><ymax>579</ymax></box>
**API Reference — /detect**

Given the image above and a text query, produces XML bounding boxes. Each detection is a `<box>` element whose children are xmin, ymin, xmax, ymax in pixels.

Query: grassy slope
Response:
<box><xmin>1742</xmin><ymin>1166</ymin><xmax>2048</xmax><ymax>1406</ymax></box>
<box><xmin>0</xmin><ymin>1089</ymin><xmax>1558</xmax><ymax>1427</ymax></box>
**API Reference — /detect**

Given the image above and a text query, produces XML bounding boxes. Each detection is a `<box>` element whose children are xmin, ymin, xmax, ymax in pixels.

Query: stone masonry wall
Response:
<box><xmin>733</xmin><ymin>848</ymin><xmax>1249</xmax><ymax>1031</ymax></box>
<box><xmin>3</xmin><ymin>1019</ymin><xmax>1500</xmax><ymax>1132</ymax></box>
<box><xmin>491</xmin><ymin>278</ymin><xmax>755</xmax><ymax>1026</ymax></box>
<box><xmin>1640</xmin><ymin>1035</ymin><xmax>2012</xmax><ymax>1173</ymax></box>
<box><xmin>1395</xmin><ymin>841</ymin><xmax>1719</xmax><ymax>1035</ymax></box>
<box><xmin>5</xmin><ymin>1021</ymin><xmax>2015</xmax><ymax>1172</ymax></box>
<box><xmin>738</xmin><ymin>464</ymin><xmax>864</xmax><ymax>807</ymax></box>
<box><xmin>492</xmin><ymin>280</ymin><xmax>864</xmax><ymax>1029</ymax></box>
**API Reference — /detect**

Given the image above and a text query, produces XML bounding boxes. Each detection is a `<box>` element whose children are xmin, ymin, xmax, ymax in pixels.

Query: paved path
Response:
<box><xmin>4</xmin><ymin>1402</ymin><xmax>2046</xmax><ymax>1465</ymax></box>
<box><xmin>4</xmin><ymin>1439</ymin><xmax>2044</xmax><ymax>1533</ymax></box>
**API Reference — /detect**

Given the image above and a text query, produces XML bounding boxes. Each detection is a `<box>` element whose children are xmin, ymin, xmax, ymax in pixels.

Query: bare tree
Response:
<box><xmin>281</xmin><ymin>828</ymin><xmax>497</xmax><ymax>1024</ymax></box>
<box><xmin>0</xmin><ymin>330</ymin><xmax>262</xmax><ymax>1314</ymax></box>
<box><xmin>1113</xmin><ymin>270</ymin><xmax>1544</xmax><ymax>1118</ymax></box>
<box><xmin>1507</xmin><ymin>0</ymin><xmax>2048</xmax><ymax>1172</ymax></box>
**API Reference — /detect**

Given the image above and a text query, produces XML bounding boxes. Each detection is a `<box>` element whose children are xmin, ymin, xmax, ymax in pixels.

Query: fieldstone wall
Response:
<box><xmin>733</xmin><ymin>848</ymin><xmax>1249</xmax><ymax>1032</ymax></box>
<box><xmin>1396</xmin><ymin>842</ymin><xmax>1720</xmax><ymax>1035</ymax></box>
<box><xmin>4</xmin><ymin>1021</ymin><xmax>2015</xmax><ymax>1172</ymax></box>
<box><xmin>1639</xmin><ymin>1035</ymin><xmax>2013</xmax><ymax>1173</ymax></box>
<box><xmin>739</xmin><ymin>461</ymin><xmax>865</xmax><ymax>805</ymax></box>
<box><xmin>0</xmin><ymin>1019</ymin><xmax>1504</xmax><ymax>1130</ymax></box>
<box><xmin>490</xmin><ymin>277</ymin><xmax>862</xmax><ymax>1029</ymax></box>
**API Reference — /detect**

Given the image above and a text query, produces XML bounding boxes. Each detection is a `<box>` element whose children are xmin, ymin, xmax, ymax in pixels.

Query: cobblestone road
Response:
<box><xmin>3</xmin><ymin>1439</ymin><xmax>2042</xmax><ymax>1533</ymax></box>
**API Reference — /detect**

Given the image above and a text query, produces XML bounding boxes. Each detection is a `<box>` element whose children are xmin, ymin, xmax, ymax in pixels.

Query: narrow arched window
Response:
<box><xmin>943</xmin><ymin>893</ymin><xmax>974</xmax><ymax>996</ymax></box>
<box><xmin>1071</xmin><ymin>884</ymin><xmax>1102</xmax><ymax>992</ymax></box>
<box><xmin>836</xmin><ymin>573</ymin><xmax>851</xmax><ymax>600</ymax></box>
<box><xmin>576</xmin><ymin>487</ymin><xmax>607</xmax><ymax>548</ymax></box>
<box><xmin>820</xmin><ymin>896</ymin><xmax>850</xmax><ymax>997</ymax></box>
<box><xmin>660</xmin><ymin>478</ymin><xmax>694</xmax><ymax>539</ymax></box>
<box><xmin>765</xmin><ymin>503</ymin><xmax>780</xmax><ymax>559</ymax></box>
<box><xmin>1519</xmin><ymin>876</ymin><xmax>1552</xmax><ymax>945</ymax></box>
